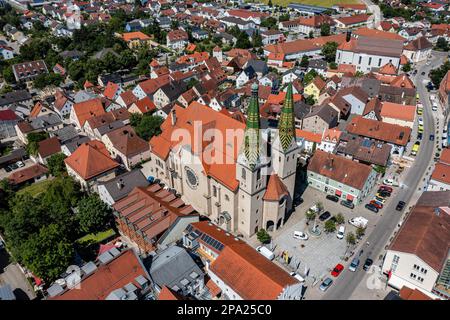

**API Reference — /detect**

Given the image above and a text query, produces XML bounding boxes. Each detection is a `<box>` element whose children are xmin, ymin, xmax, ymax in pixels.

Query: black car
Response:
<box><xmin>318</xmin><ymin>211</ymin><xmax>331</xmax><ymax>221</ymax></box>
<box><xmin>326</xmin><ymin>194</ymin><xmax>339</xmax><ymax>202</ymax></box>
<box><xmin>340</xmin><ymin>200</ymin><xmax>355</xmax><ymax>209</ymax></box>
<box><xmin>363</xmin><ymin>258</ymin><xmax>373</xmax><ymax>271</ymax></box>
<box><xmin>421</xmin><ymin>71</ymin><xmax>426</xmax><ymax>75</ymax></box>
<box><xmin>417</xmin><ymin>132</ymin><xmax>423</xmax><ymax>140</ymax></box>
<box><xmin>430</xmin><ymin>134</ymin><xmax>435</xmax><ymax>141</ymax></box>
<box><xmin>396</xmin><ymin>201</ymin><xmax>406</xmax><ymax>211</ymax></box>
<box><xmin>377</xmin><ymin>190</ymin><xmax>391</xmax><ymax>197</ymax></box>
<box><xmin>365</xmin><ymin>203</ymin><xmax>379</xmax><ymax>213</ymax></box>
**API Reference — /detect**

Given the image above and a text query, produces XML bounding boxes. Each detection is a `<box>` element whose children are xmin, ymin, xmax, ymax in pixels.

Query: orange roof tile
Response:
<box><xmin>158</xmin><ymin>286</ymin><xmax>185</xmax><ymax>300</ymax></box>
<box><xmin>72</xmin><ymin>98</ymin><xmax>106</xmax><ymax>127</ymax></box>
<box><xmin>263</xmin><ymin>174</ymin><xmax>289</xmax><ymax>201</ymax></box>
<box><xmin>30</xmin><ymin>102</ymin><xmax>43</xmax><ymax>118</ymax></box>
<box><xmin>131</xmin><ymin>96</ymin><xmax>156</xmax><ymax>114</ymax></box>
<box><xmin>296</xmin><ymin>129</ymin><xmax>322</xmax><ymax>143</ymax></box>
<box><xmin>8</xmin><ymin>164</ymin><xmax>48</xmax><ymax>185</ymax></box>
<box><xmin>122</xmin><ymin>31</ymin><xmax>150</xmax><ymax>42</ymax></box>
<box><xmin>391</xmin><ymin>74</ymin><xmax>415</xmax><ymax>89</ymax></box>
<box><xmin>430</xmin><ymin>162</ymin><xmax>450</xmax><ymax>185</ymax></box>
<box><xmin>378</xmin><ymin>62</ymin><xmax>398</xmax><ymax>75</ymax></box>
<box><xmin>353</xmin><ymin>27</ymin><xmax>406</xmax><ymax>41</ymax></box>
<box><xmin>399</xmin><ymin>286</ymin><xmax>433</xmax><ymax>300</ymax></box>
<box><xmin>64</xmin><ymin>140</ymin><xmax>119</xmax><ymax>180</ymax></box>
<box><xmin>380</xmin><ymin>102</ymin><xmax>416</xmax><ymax>122</ymax></box>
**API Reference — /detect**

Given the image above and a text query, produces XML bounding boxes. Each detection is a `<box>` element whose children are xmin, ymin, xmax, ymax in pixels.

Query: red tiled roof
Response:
<box><xmin>137</xmin><ymin>75</ymin><xmax>170</xmax><ymax>95</ymax></box>
<box><xmin>64</xmin><ymin>141</ymin><xmax>119</xmax><ymax>180</ymax></box>
<box><xmin>30</xmin><ymin>102</ymin><xmax>43</xmax><ymax>118</ymax></box>
<box><xmin>263</xmin><ymin>173</ymin><xmax>289</xmax><ymax>201</ymax></box>
<box><xmin>399</xmin><ymin>286</ymin><xmax>433</xmax><ymax>300</ymax></box>
<box><xmin>103</xmin><ymin>82</ymin><xmax>120</xmax><ymax>100</ymax></box>
<box><xmin>0</xmin><ymin>109</ymin><xmax>18</xmax><ymax>121</ymax></box>
<box><xmin>353</xmin><ymin>27</ymin><xmax>406</xmax><ymax>41</ymax></box>
<box><xmin>296</xmin><ymin>129</ymin><xmax>322</xmax><ymax>143</ymax></box>
<box><xmin>38</xmin><ymin>137</ymin><xmax>61</xmax><ymax>158</ymax></box>
<box><xmin>105</xmin><ymin>125</ymin><xmax>149</xmax><ymax>157</ymax></box>
<box><xmin>52</xmin><ymin>249</ymin><xmax>150</xmax><ymax>300</ymax></box>
<box><xmin>119</xmin><ymin>90</ymin><xmax>137</xmax><ymax>107</ymax></box>
<box><xmin>131</xmin><ymin>96</ymin><xmax>156</xmax><ymax>114</ymax></box>
<box><xmin>72</xmin><ymin>98</ymin><xmax>105</xmax><ymax>127</ymax></box>
<box><xmin>307</xmin><ymin>150</ymin><xmax>373</xmax><ymax>190</ymax></box>
<box><xmin>8</xmin><ymin>164</ymin><xmax>48</xmax><ymax>185</ymax></box>
<box><xmin>158</xmin><ymin>286</ymin><xmax>185</xmax><ymax>300</ymax></box>
<box><xmin>346</xmin><ymin>116</ymin><xmax>411</xmax><ymax>146</ymax></box>
<box><xmin>380</xmin><ymin>102</ymin><xmax>416</xmax><ymax>122</ymax></box>
<box><xmin>430</xmin><ymin>162</ymin><xmax>450</xmax><ymax>185</ymax></box>
<box><xmin>122</xmin><ymin>31</ymin><xmax>150</xmax><ymax>42</ymax></box>
<box><xmin>335</xmin><ymin>14</ymin><xmax>370</xmax><ymax>26</ymax></box>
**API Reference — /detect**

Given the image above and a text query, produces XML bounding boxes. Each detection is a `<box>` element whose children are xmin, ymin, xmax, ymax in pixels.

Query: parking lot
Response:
<box><xmin>0</xmin><ymin>158</ymin><xmax>34</xmax><ymax>180</ymax></box>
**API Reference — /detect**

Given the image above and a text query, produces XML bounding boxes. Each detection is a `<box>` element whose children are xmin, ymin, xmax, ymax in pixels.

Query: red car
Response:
<box><xmin>379</xmin><ymin>185</ymin><xmax>393</xmax><ymax>193</ymax></box>
<box><xmin>370</xmin><ymin>200</ymin><xmax>383</xmax><ymax>209</ymax></box>
<box><xmin>331</xmin><ymin>264</ymin><xmax>344</xmax><ymax>277</ymax></box>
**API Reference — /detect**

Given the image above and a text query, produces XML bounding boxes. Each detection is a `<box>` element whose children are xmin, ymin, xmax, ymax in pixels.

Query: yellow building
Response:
<box><xmin>304</xmin><ymin>76</ymin><xmax>326</xmax><ymax>102</ymax></box>
<box><xmin>121</xmin><ymin>32</ymin><xmax>152</xmax><ymax>49</ymax></box>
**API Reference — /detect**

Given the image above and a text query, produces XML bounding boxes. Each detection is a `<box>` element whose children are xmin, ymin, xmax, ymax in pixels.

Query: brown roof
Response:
<box><xmin>137</xmin><ymin>75</ymin><xmax>170</xmax><ymax>95</ymax></box>
<box><xmin>338</xmin><ymin>36</ymin><xmax>404</xmax><ymax>58</ymax></box>
<box><xmin>158</xmin><ymin>286</ymin><xmax>185</xmax><ymax>300</ymax></box>
<box><xmin>113</xmin><ymin>185</ymin><xmax>197</xmax><ymax>241</ymax></box>
<box><xmin>131</xmin><ymin>96</ymin><xmax>156</xmax><ymax>114</ymax></box>
<box><xmin>404</xmin><ymin>36</ymin><xmax>433</xmax><ymax>51</ymax></box>
<box><xmin>363</xmin><ymin>97</ymin><xmax>382</xmax><ymax>120</ymax></box>
<box><xmin>335</xmin><ymin>14</ymin><xmax>370</xmax><ymax>26</ymax></box>
<box><xmin>119</xmin><ymin>90</ymin><xmax>138</xmax><ymax>107</ymax></box>
<box><xmin>389</xmin><ymin>193</ymin><xmax>450</xmax><ymax>272</ymax></box>
<box><xmin>8</xmin><ymin>163</ymin><xmax>48</xmax><ymax>185</ymax></box>
<box><xmin>380</xmin><ymin>102</ymin><xmax>416</xmax><ymax>122</ymax></box>
<box><xmin>346</xmin><ymin>116</ymin><xmax>411</xmax><ymax>146</ymax></box>
<box><xmin>353</xmin><ymin>27</ymin><xmax>406</xmax><ymax>41</ymax></box>
<box><xmin>390</xmin><ymin>74</ymin><xmax>415</xmax><ymax>89</ymax></box>
<box><xmin>105</xmin><ymin>125</ymin><xmax>149</xmax><ymax>157</ymax></box>
<box><xmin>430</xmin><ymin>163</ymin><xmax>450</xmax><ymax>185</ymax></box>
<box><xmin>263</xmin><ymin>174</ymin><xmax>289</xmax><ymax>201</ymax></box>
<box><xmin>51</xmin><ymin>249</ymin><xmax>150</xmax><ymax>300</ymax></box>
<box><xmin>38</xmin><ymin>137</ymin><xmax>61</xmax><ymax>158</ymax></box>
<box><xmin>307</xmin><ymin>150</ymin><xmax>373</xmax><ymax>190</ymax></box>
<box><xmin>72</xmin><ymin>98</ymin><xmax>106</xmax><ymax>127</ymax></box>
<box><xmin>264</xmin><ymin>34</ymin><xmax>346</xmax><ymax>56</ymax></box>
<box><xmin>64</xmin><ymin>140</ymin><xmax>119</xmax><ymax>180</ymax></box>
<box><xmin>399</xmin><ymin>286</ymin><xmax>433</xmax><ymax>300</ymax></box>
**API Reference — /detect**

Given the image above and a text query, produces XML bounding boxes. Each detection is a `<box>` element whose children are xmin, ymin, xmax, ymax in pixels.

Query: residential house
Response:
<box><xmin>35</xmin><ymin>137</ymin><xmax>61</xmax><ymax>165</ymax></box>
<box><xmin>128</xmin><ymin>96</ymin><xmax>156</xmax><ymax>114</ymax></box>
<box><xmin>167</xmin><ymin>29</ymin><xmax>189</xmax><ymax>51</ymax></box>
<box><xmin>427</xmin><ymin>149</ymin><xmax>450</xmax><ymax>192</ymax></box>
<box><xmin>382</xmin><ymin>191</ymin><xmax>450</xmax><ymax>300</ymax></box>
<box><xmin>64</xmin><ymin>140</ymin><xmax>120</xmax><ymax>191</ymax></box>
<box><xmin>334</xmin><ymin>14</ymin><xmax>371</xmax><ymax>31</ymax></box>
<box><xmin>236</xmin><ymin>66</ymin><xmax>256</xmax><ymax>88</ymax></box>
<box><xmin>69</xmin><ymin>98</ymin><xmax>106</xmax><ymax>130</ymax></box>
<box><xmin>112</xmin><ymin>184</ymin><xmax>199</xmax><ymax>254</ymax></box>
<box><xmin>102</xmin><ymin>125</ymin><xmax>151</xmax><ymax>170</ymax></box>
<box><xmin>121</xmin><ymin>32</ymin><xmax>152</xmax><ymax>49</ymax></box>
<box><xmin>380</xmin><ymin>102</ymin><xmax>416</xmax><ymax>128</ymax></box>
<box><xmin>298</xmin><ymin>104</ymin><xmax>339</xmax><ymax>134</ymax></box>
<box><xmin>12</xmin><ymin>60</ymin><xmax>49</xmax><ymax>82</ymax></box>
<box><xmin>153</xmin><ymin>82</ymin><xmax>187</xmax><ymax>108</ymax></box>
<box><xmin>403</xmin><ymin>37</ymin><xmax>433</xmax><ymax>63</ymax></box>
<box><xmin>307</xmin><ymin>150</ymin><xmax>377</xmax><ymax>204</ymax></box>
<box><xmin>48</xmin><ymin>248</ymin><xmax>153</xmax><ymax>300</ymax></box>
<box><xmin>0</xmin><ymin>110</ymin><xmax>19</xmax><ymax>140</ymax></box>
<box><xmin>304</xmin><ymin>76</ymin><xmax>326</xmax><ymax>101</ymax></box>
<box><xmin>317</xmin><ymin>128</ymin><xmax>342</xmax><ymax>153</ymax></box>
<box><xmin>8</xmin><ymin>163</ymin><xmax>48</xmax><ymax>187</ymax></box>
<box><xmin>98</xmin><ymin>169</ymin><xmax>150</xmax><ymax>206</ymax></box>
<box><xmin>149</xmin><ymin>246</ymin><xmax>205</xmax><ymax>298</ymax></box>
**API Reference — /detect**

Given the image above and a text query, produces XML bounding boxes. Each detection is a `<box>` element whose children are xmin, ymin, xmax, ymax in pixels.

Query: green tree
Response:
<box><xmin>131</xmin><ymin>113</ymin><xmax>164</xmax><ymax>140</ymax></box>
<box><xmin>306</xmin><ymin>210</ymin><xmax>316</xmax><ymax>222</ymax></box>
<box><xmin>300</xmin><ymin>55</ymin><xmax>309</xmax><ymax>68</ymax></box>
<box><xmin>278</xmin><ymin>13</ymin><xmax>290</xmax><ymax>22</ymax></box>
<box><xmin>308</xmin><ymin>30</ymin><xmax>314</xmax><ymax>39</ymax></box>
<box><xmin>324</xmin><ymin>220</ymin><xmax>336</xmax><ymax>233</ymax></box>
<box><xmin>335</xmin><ymin>213</ymin><xmax>345</xmax><ymax>225</ymax></box>
<box><xmin>356</xmin><ymin>227</ymin><xmax>366</xmax><ymax>239</ymax></box>
<box><xmin>77</xmin><ymin>194</ymin><xmax>111</xmax><ymax>234</ymax></box>
<box><xmin>346</xmin><ymin>232</ymin><xmax>356</xmax><ymax>246</ymax></box>
<box><xmin>261</xmin><ymin>17</ymin><xmax>278</xmax><ymax>29</ymax></box>
<box><xmin>305</xmin><ymin>95</ymin><xmax>316</xmax><ymax>106</ymax></box>
<box><xmin>256</xmin><ymin>228</ymin><xmax>271</xmax><ymax>244</ymax></box>
<box><xmin>436</xmin><ymin>37</ymin><xmax>449</xmax><ymax>51</ymax></box>
<box><xmin>20</xmin><ymin>224</ymin><xmax>74</xmax><ymax>283</ymax></box>
<box><xmin>321</xmin><ymin>41</ymin><xmax>338</xmax><ymax>62</ymax></box>
<box><xmin>268</xmin><ymin>0</ymin><xmax>273</xmax><ymax>7</ymax></box>
<box><xmin>329</xmin><ymin>61</ymin><xmax>338</xmax><ymax>70</ymax></box>
<box><xmin>2</xmin><ymin>66</ymin><xmax>15</xmax><ymax>83</ymax></box>
<box><xmin>402</xmin><ymin>62</ymin><xmax>412</xmax><ymax>73</ymax></box>
<box><xmin>236</xmin><ymin>31</ymin><xmax>251</xmax><ymax>49</ymax></box>
<box><xmin>26</xmin><ymin>132</ymin><xmax>48</xmax><ymax>156</ymax></box>
<box><xmin>303</xmin><ymin>69</ymin><xmax>318</xmax><ymax>85</ymax></box>
<box><xmin>430</xmin><ymin>60</ymin><xmax>450</xmax><ymax>87</ymax></box>
<box><xmin>320</xmin><ymin>23</ymin><xmax>330</xmax><ymax>36</ymax></box>
<box><xmin>252</xmin><ymin>30</ymin><xmax>263</xmax><ymax>48</ymax></box>
<box><xmin>187</xmin><ymin>77</ymin><xmax>200</xmax><ymax>89</ymax></box>
<box><xmin>47</xmin><ymin>153</ymin><xmax>67</xmax><ymax>177</ymax></box>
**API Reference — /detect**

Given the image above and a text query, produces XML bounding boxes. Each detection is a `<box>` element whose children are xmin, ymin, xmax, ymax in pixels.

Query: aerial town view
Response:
<box><xmin>0</xmin><ymin>0</ymin><xmax>449</xmax><ymax>306</ymax></box>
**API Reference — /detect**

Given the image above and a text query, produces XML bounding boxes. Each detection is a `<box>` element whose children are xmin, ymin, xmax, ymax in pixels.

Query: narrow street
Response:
<box><xmin>322</xmin><ymin>52</ymin><xmax>445</xmax><ymax>300</ymax></box>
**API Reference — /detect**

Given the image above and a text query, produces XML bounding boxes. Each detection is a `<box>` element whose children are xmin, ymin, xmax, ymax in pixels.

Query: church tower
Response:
<box><xmin>272</xmin><ymin>83</ymin><xmax>300</xmax><ymax>211</ymax></box>
<box><xmin>236</xmin><ymin>83</ymin><xmax>270</xmax><ymax>238</ymax></box>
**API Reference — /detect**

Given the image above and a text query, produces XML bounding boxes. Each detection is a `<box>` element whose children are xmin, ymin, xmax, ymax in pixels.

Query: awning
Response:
<box><xmin>335</xmin><ymin>190</ymin><xmax>342</xmax><ymax>196</ymax></box>
<box><xmin>347</xmin><ymin>194</ymin><xmax>354</xmax><ymax>201</ymax></box>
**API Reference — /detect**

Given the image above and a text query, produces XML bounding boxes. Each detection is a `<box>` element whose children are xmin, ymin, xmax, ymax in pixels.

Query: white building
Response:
<box><xmin>403</xmin><ymin>37</ymin><xmax>433</xmax><ymax>64</ymax></box>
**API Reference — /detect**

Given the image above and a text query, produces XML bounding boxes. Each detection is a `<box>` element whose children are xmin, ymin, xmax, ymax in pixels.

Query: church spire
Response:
<box><xmin>278</xmin><ymin>82</ymin><xmax>296</xmax><ymax>151</ymax></box>
<box><xmin>244</xmin><ymin>82</ymin><xmax>261</xmax><ymax>169</ymax></box>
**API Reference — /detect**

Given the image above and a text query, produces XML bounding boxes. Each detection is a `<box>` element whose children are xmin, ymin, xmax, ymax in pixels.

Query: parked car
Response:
<box><xmin>326</xmin><ymin>194</ymin><xmax>339</xmax><ymax>202</ymax></box>
<box><xmin>411</xmin><ymin>142</ymin><xmax>420</xmax><ymax>156</ymax></box>
<box><xmin>290</xmin><ymin>272</ymin><xmax>305</xmax><ymax>282</ymax></box>
<box><xmin>318</xmin><ymin>211</ymin><xmax>331</xmax><ymax>221</ymax></box>
<box><xmin>369</xmin><ymin>201</ymin><xmax>383</xmax><ymax>209</ymax></box>
<box><xmin>396</xmin><ymin>201</ymin><xmax>406</xmax><ymax>211</ymax></box>
<box><xmin>417</xmin><ymin>132</ymin><xmax>423</xmax><ymax>140</ymax></box>
<box><xmin>432</xmin><ymin>104</ymin><xmax>438</xmax><ymax>111</ymax></box>
<box><xmin>382</xmin><ymin>179</ymin><xmax>398</xmax><ymax>187</ymax></box>
<box><xmin>349</xmin><ymin>257</ymin><xmax>360</xmax><ymax>272</ymax></box>
<box><xmin>336</xmin><ymin>225</ymin><xmax>345</xmax><ymax>239</ymax></box>
<box><xmin>365</xmin><ymin>203</ymin><xmax>379</xmax><ymax>213</ymax></box>
<box><xmin>418</xmin><ymin>125</ymin><xmax>424</xmax><ymax>133</ymax></box>
<box><xmin>379</xmin><ymin>185</ymin><xmax>393</xmax><ymax>193</ymax></box>
<box><xmin>417</xmin><ymin>107</ymin><xmax>423</xmax><ymax>116</ymax></box>
<box><xmin>376</xmin><ymin>191</ymin><xmax>390</xmax><ymax>197</ymax></box>
<box><xmin>430</xmin><ymin>134</ymin><xmax>435</xmax><ymax>141</ymax></box>
<box><xmin>331</xmin><ymin>264</ymin><xmax>344</xmax><ymax>277</ymax></box>
<box><xmin>319</xmin><ymin>277</ymin><xmax>333</xmax><ymax>291</ymax></box>
<box><xmin>363</xmin><ymin>258</ymin><xmax>373</xmax><ymax>271</ymax></box>
<box><xmin>16</xmin><ymin>161</ymin><xmax>25</xmax><ymax>168</ymax></box>
<box><xmin>340</xmin><ymin>199</ymin><xmax>355</xmax><ymax>209</ymax></box>
<box><xmin>418</xmin><ymin>117</ymin><xmax>424</xmax><ymax>126</ymax></box>
<box><xmin>374</xmin><ymin>197</ymin><xmax>386</xmax><ymax>203</ymax></box>
<box><xmin>256</xmin><ymin>246</ymin><xmax>275</xmax><ymax>261</ymax></box>
<box><xmin>293</xmin><ymin>231</ymin><xmax>308</xmax><ymax>240</ymax></box>
<box><xmin>349</xmin><ymin>217</ymin><xmax>368</xmax><ymax>228</ymax></box>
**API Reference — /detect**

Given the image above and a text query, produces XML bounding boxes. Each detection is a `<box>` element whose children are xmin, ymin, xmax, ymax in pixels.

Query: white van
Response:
<box><xmin>256</xmin><ymin>246</ymin><xmax>275</xmax><ymax>260</ymax></box>
<box><xmin>336</xmin><ymin>225</ymin><xmax>345</xmax><ymax>239</ymax></box>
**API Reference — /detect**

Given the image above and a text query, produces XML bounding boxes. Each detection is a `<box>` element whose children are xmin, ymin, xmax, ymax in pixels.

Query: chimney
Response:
<box><xmin>171</xmin><ymin>109</ymin><xmax>177</xmax><ymax>126</ymax></box>
<box><xmin>346</xmin><ymin>31</ymin><xmax>351</xmax><ymax>42</ymax></box>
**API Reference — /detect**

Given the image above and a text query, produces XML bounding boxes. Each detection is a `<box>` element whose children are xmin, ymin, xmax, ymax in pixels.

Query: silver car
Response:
<box><xmin>319</xmin><ymin>277</ymin><xmax>333</xmax><ymax>291</ymax></box>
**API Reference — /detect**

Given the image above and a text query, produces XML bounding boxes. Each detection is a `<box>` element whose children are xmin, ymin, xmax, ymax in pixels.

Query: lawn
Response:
<box><xmin>17</xmin><ymin>178</ymin><xmax>54</xmax><ymax>197</ymax></box>
<box><xmin>256</xmin><ymin>0</ymin><xmax>361</xmax><ymax>7</ymax></box>
<box><xmin>76</xmin><ymin>229</ymin><xmax>117</xmax><ymax>246</ymax></box>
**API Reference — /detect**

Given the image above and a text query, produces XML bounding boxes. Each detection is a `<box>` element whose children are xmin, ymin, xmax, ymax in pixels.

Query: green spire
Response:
<box><xmin>244</xmin><ymin>83</ymin><xmax>261</xmax><ymax>169</ymax></box>
<box><xmin>278</xmin><ymin>82</ymin><xmax>296</xmax><ymax>151</ymax></box>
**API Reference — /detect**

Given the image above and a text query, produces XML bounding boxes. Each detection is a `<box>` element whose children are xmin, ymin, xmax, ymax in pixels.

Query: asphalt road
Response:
<box><xmin>322</xmin><ymin>53</ymin><xmax>444</xmax><ymax>300</ymax></box>
<box><xmin>361</xmin><ymin>0</ymin><xmax>382</xmax><ymax>29</ymax></box>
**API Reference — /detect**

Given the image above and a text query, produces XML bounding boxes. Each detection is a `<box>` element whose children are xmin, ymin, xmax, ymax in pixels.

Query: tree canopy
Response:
<box><xmin>321</xmin><ymin>41</ymin><xmax>339</xmax><ymax>62</ymax></box>
<box><xmin>130</xmin><ymin>113</ymin><xmax>164</xmax><ymax>141</ymax></box>
<box><xmin>77</xmin><ymin>194</ymin><xmax>111</xmax><ymax>234</ymax></box>
<box><xmin>47</xmin><ymin>153</ymin><xmax>67</xmax><ymax>177</ymax></box>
